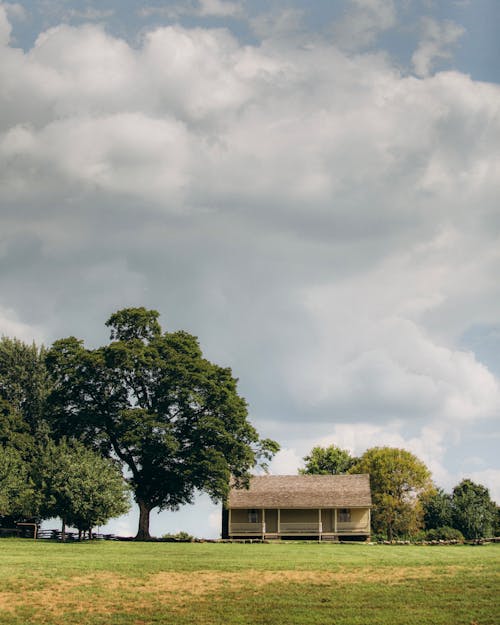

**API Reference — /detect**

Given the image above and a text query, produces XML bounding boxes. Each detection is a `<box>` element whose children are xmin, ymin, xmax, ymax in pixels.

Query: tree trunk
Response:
<box><xmin>136</xmin><ymin>499</ymin><xmax>152</xmax><ymax>540</ymax></box>
<box><xmin>61</xmin><ymin>518</ymin><xmax>66</xmax><ymax>543</ymax></box>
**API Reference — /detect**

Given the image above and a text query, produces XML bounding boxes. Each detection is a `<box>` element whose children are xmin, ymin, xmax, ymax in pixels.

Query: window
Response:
<box><xmin>248</xmin><ymin>509</ymin><xmax>259</xmax><ymax>523</ymax></box>
<box><xmin>339</xmin><ymin>508</ymin><xmax>351</xmax><ymax>522</ymax></box>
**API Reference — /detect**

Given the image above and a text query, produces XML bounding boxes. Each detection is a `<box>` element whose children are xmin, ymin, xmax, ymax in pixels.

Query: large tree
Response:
<box><xmin>299</xmin><ymin>444</ymin><xmax>355</xmax><ymax>475</ymax></box>
<box><xmin>46</xmin><ymin>307</ymin><xmax>278</xmax><ymax>539</ymax></box>
<box><xmin>350</xmin><ymin>446</ymin><xmax>433</xmax><ymax>540</ymax></box>
<box><xmin>451</xmin><ymin>479</ymin><xmax>496</xmax><ymax>540</ymax></box>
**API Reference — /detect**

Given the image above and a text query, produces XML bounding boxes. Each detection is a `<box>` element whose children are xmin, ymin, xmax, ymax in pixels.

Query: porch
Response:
<box><xmin>228</xmin><ymin>507</ymin><xmax>371</xmax><ymax>539</ymax></box>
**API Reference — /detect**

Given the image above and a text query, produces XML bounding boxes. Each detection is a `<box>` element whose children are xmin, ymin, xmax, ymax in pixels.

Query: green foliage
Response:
<box><xmin>162</xmin><ymin>531</ymin><xmax>194</xmax><ymax>542</ymax></box>
<box><xmin>299</xmin><ymin>445</ymin><xmax>355</xmax><ymax>475</ymax></box>
<box><xmin>35</xmin><ymin>439</ymin><xmax>130</xmax><ymax>534</ymax></box>
<box><xmin>0</xmin><ymin>446</ymin><xmax>35</xmax><ymax>518</ymax></box>
<box><xmin>421</xmin><ymin>487</ymin><xmax>453</xmax><ymax>530</ymax></box>
<box><xmin>423</xmin><ymin>526</ymin><xmax>464</xmax><ymax>542</ymax></box>
<box><xmin>451</xmin><ymin>478</ymin><xmax>496</xmax><ymax>539</ymax></box>
<box><xmin>46</xmin><ymin>307</ymin><xmax>279</xmax><ymax>539</ymax></box>
<box><xmin>0</xmin><ymin>337</ymin><xmax>50</xmax><ymax>435</ymax></box>
<box><xmin>350</xmin><ymin>446</ymin><xmax>433</xmax><ymax>540</ymax></box>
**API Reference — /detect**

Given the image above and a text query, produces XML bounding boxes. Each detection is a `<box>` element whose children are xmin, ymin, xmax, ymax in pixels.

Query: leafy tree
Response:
<box><xmin>36</xmin><ymin>439</ymin><xmax>130</xmax><ymax>540</ymax></box>
<box><xmin>0</xmin><ymin>446</ymin><xmax>35</xmax><ymax>519</ymax></box>
<box><xmin>0</xmin><ymin>398</ymin><xmax>34</xmax><ymax>457</ymax></box>
<box><xmin>299</xmin><ymin>444</ymin><xmax>355</xmax><ymax>475</ymax></box>
<box><xmin>421</xmin><ymin>487</ymin><xmax>453</xmax><ymax>530</ymax></box>
<box><xmin>46</xmin><ymin>307</ymin><xmax>279</xmax><ymax>539</ymax></box>
<box><xmin>350</xmin><ymin>447</ymin><xmax>433</xmax><ymax>540</ymax></box>
<box><xmin>451</xmin><ymin>479</ymin><xmax>496</xmax><ymax>540</ymax></box>
<box><xmin>0</xmin><ymin>338</ymin><xmax>50</xmax><ymax>434</ymax></box>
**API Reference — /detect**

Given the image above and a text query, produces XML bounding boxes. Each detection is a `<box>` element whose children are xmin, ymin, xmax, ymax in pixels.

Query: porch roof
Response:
<box><xmin>228</xmin><ymin>474</ymin><xmax>371</xmax><ymax>509</ymax></box>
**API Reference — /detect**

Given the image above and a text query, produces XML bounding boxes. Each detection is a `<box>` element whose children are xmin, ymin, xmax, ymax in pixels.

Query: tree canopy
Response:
<box><xmin>36</xmin><ymin>439</ymin><xmax>130</xmax><ymax>539</ymax></box>
<box><xmin>451</xmin><ymin>479</ymin><xmax>496</xmax><ymax>539</ymax></box>
<box><xmin>299</xmin><ymin>444</ymin><xmax>355</xmax><ymax>475</ymax></box>
<box><xmin>350</xmin><ymin>446</ymin><xmax>433</xmax><ymax>539</ymax></box>
<box><xmin>46</xmin><ymin>307</ymin><xmax>279</xmax><ymax>539</ymax></box>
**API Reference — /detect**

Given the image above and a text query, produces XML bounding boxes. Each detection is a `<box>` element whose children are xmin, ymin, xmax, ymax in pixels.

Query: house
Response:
<box><xmin>222</xmin><ymin>474</ymin><xmax>371</xmax><ymax>540</ymax></box>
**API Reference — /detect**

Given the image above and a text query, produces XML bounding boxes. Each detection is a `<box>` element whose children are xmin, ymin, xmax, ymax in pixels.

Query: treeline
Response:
<box><xmin>301</xmin><ymin>445</ymin><xmax>499</xmax><ymax>541</ymax></box>
<box><xmin>0</xmin><ymin>308</ymin><xmax>278</xmax><ymax>540</ymax></box>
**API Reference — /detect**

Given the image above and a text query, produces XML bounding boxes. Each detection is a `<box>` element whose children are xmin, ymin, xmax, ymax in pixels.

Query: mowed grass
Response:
<box><xmin>0</xmin><ymin>539</ymin><xmax>499</xmax><ymax>625</ymax></box>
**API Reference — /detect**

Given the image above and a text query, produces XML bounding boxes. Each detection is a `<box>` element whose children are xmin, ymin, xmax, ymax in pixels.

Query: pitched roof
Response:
<box><xmin>228</xmin><ymin>474</ymin><xmax>371</xmax><ymax>509</ymax></box>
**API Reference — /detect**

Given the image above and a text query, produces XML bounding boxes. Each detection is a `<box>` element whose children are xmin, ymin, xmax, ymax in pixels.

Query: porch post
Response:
<box><xmin>262</xmin><ymin>508</ymin><xmax>266</xmax><ymax>539</ymax></box>
<box><xmin>228</xmin><ymin>508</ymin><xmax>232</xmax><ymax>538</ymax></box>
<box><xmin>318</xmin><ymin>508</ymin><xmax>322</xmax><ymax>541</ymax></box>
<box><xmin>334</xmin><ymin>508</ymin><xmax>337</xmax><ymax>534</ymax></box>
<box><xmin>277</xmin><ymin>508</ymin><xmax>281</xmax><ymax>536</ymax></box>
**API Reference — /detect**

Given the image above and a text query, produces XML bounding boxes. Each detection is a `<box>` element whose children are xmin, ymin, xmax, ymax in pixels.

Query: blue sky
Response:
<box><xmin>1</xmin><ymin>0</ymin><xmax>499</xmax><ymax>538</ymax></box>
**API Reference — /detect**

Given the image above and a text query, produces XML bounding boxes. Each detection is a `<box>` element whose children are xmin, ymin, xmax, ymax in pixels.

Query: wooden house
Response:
<box><xmin>222</xmin><ymin>474</ymin><xmax>371</xmax><ymax>540</ymax></box>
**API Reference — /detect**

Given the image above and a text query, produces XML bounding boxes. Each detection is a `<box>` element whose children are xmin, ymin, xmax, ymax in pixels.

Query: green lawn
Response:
<box><xmin>0</xmin><ymin>539</ymin><xmax>499</xmax><ymax>625</ymax></box>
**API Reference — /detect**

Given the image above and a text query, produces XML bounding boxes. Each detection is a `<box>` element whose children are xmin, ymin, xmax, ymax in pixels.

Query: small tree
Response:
<box><xmin>37</xmin><ymin>439</ymin><xmax>130</xmax><ymax>540</ymax></box>
<box><xmin>300</xmin><ymin>445</ymin><xmax>355</xmax><ymax>475</ymax></box>
<box><xmin>451</xmin><ymin>479</ymin><xmax>496</xmax><ymax>540</ymax></box>
<box><xmin>350</xmin><ymin>446</ymin><xmax>433</xmax><ymax>540</ymax></box>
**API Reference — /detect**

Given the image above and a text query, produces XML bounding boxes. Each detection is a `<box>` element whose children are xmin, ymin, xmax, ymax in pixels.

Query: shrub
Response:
<box><xmin>424</xmin><ymin>526</ymin><xmax>464</xmax><ymax>542</ymax></box>
<box><xmin>161</xmin><ymin>531</ymin><xmax>194</xmax><ymax>542</ymax></box>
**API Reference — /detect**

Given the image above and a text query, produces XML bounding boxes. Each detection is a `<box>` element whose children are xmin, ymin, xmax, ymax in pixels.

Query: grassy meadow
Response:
<box><xmin>0</xmin><ymin>539</ymin><xmax>499</xmax><ymax>625</ymax></box>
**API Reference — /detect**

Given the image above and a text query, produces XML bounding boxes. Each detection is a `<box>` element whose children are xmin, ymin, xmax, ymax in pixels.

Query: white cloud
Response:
<box><xmin>412</xmin><ymin>17</ymin><xmax>465</xmax><ymax>77</ymax></box>
<box><xmin>332</xmin><ymin>0</ymin><xmax>396</xmax><ymax>51</ymax></box>
<box><xmin>268</xmin><ymin>448</ymin><xmax>304</xmax><ymax>475</ymax></box>
<box><xmin>3</xmin><ymin>2</ymin><xmax>26</xmax><ymax>21</ymax></box>
<box><xmin>467</xmin><ymin>469</ymin><xmax>500</xmax><ymax>505</ymax></box>
<box><xmin>139</xmin><ymin>0</ymin><xmax>243</xmax><ymax>20</ymax></box>
<box><xmin>64</xmin><ymin>8</ymin><xmax>115</xmax><ymax>21</ymax></box>
<box><xmin>0</xmin><ymin>306</ymin><xmax>45</xmax><ymax>343</ymax></box>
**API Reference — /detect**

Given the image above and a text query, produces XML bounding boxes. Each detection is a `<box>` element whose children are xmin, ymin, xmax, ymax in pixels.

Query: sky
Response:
<box><xmin>1</xmin><ymin>0</ymin><xmax>499</xmax><ymax>539</ymax></box>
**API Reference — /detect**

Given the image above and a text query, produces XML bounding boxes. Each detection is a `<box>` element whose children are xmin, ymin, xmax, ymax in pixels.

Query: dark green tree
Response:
<box><xmin>421</xmin><ymin>487</ymin><xmax>453</xmax><ymax>530</ymax></box>
<box><xmin>0</xmin><ymin>446</ymin><xmax>35</xmax><ymax>519</ymax></box>
<box><xmin>0</xmin><ymin>337</ymin><xmax>50</xmax><ymax>434</ymax></box>
<box><xmin>299</xmin><ymin>444</ymin><xmax>355</xmax><ymax>475</ymax></box>
<box><xmin>0</xmin><ymin>398</ymin><xmax>39</xmax><ymax>528</ymax></box>
<box><xmin>46</xmin><ymin>307</ymin><xmax>279</xmax><ymax>539</ymax></box>
<box><xmin>350</xmin><ymin>446</ymin><xmax>433</xmax><ymax>540</ymax></box>
<box><xmin>36</xmin><ymin>439</ymin><xmax>130</xmax><ymax>540</ymax></box>
<box><xmin>451</xmin><ymin>479</ymin><xmax>496</xmax><ymax>539</ymax></box>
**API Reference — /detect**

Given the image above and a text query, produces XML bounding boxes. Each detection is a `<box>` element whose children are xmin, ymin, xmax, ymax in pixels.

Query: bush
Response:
<box><xmin>161</xmin><ymin>531</ymin><xmax>194</xmax><ymax>542</ymax></box>
<box><xmin>424</xmin><ymin>526</ymin><xmax>464</xmax><ymax>542</ymax></box>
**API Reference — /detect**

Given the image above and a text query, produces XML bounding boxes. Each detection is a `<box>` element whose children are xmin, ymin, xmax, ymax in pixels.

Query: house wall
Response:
<box><xmin>337</xmin><ymin>508</ymin><xmax>370</xmax><ymax>531</ymax></box>
<box><xmin>280</xmin><ymin>509</ymin><xmax>318</xmax><ymax>523</ymax></box>
<box><xmin>231</xmin><ymin>508</ymin><xmax>262</xmax><ymax>523</ymax></box>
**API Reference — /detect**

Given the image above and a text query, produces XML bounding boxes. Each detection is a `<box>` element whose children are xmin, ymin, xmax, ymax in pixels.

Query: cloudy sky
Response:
<box><xmin>1</xmin><ymin>0</ymin><xmax>499</xmax><ymax>538</ymax></box>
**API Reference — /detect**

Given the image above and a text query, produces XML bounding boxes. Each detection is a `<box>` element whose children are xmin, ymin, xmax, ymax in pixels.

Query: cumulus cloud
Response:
<box><xmin>0</xmin><ymin>7</ymin><xmax>499</xmax><ymax>511</ymax></box>
<box><xmin>412</xmin><ymin>17</ymin><xmax>465</xmax><ymax>77</ymax></box>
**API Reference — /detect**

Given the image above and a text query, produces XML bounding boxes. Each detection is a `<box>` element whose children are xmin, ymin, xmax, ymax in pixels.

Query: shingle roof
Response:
<box><xmin>228</xmin><ymin>474</ymin><xmax>372</xmax><ymax>509</ymax></box>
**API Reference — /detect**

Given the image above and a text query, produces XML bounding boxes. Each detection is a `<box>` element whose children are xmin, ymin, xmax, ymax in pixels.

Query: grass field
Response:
<box><xmin>0</xmin><ymin>539</ymin><xmax>499</xmax><ymax>625</ymax></box>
